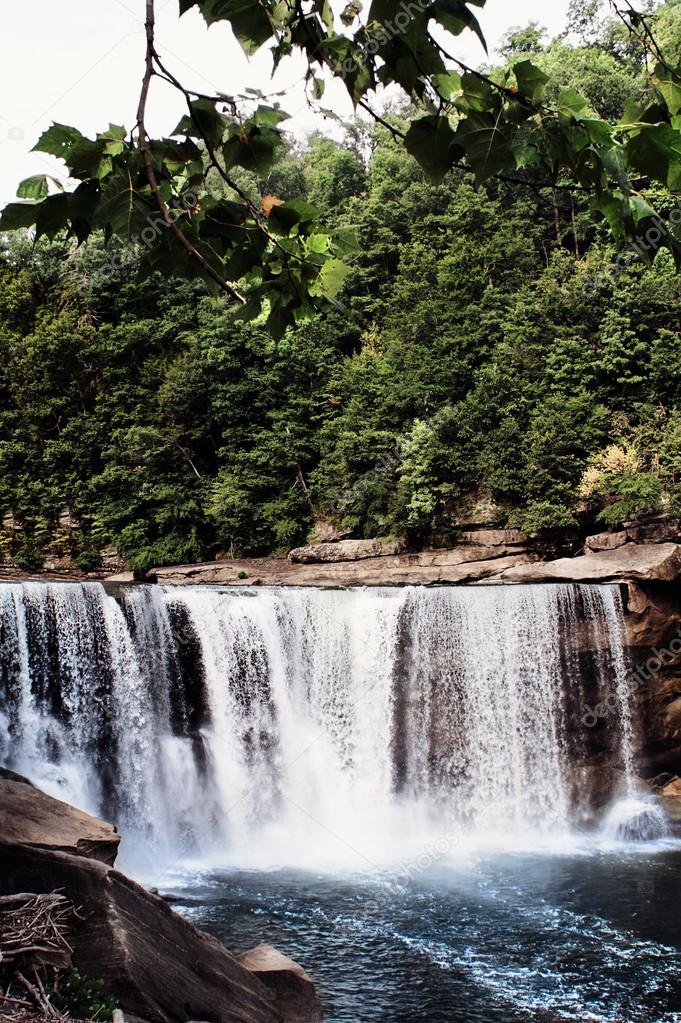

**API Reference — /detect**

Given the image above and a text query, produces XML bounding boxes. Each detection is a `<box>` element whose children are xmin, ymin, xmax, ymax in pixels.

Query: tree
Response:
<box><xmin>499</xmin><ymin>22</ymin><xmax>546</xmax><ymax>59</ymax></box>
<box><xmin>4</xmin><ymin>1</ymin><xmax>681</xmax><ymax>337</ymax></box>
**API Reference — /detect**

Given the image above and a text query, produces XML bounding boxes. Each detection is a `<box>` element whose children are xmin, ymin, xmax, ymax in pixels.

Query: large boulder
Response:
<box><xmin>288</xmin><ymin>539</ymin><xmax>400</xmax><ymax>564</ymax></box>
<box><xmin>585</xmin><ymin>531</ymin><xmax>628</xmax><ymax>552</ymax></box>
<box><xmin>660</xmin><ymin>777</ymin><xmax>681</xmax><ymax>821</ymax></box>
<box><xmin>459</xmin><ymin>529</ymin><xmax>525</xmax><ymax>547</ymax></box>
<box><xmin>0</xmin><ymin>842</ymin><xmax>282</xmax><ymax>1023</ymax></box>
<box><xmin>499</xmin><ymin>543</ymin><xmax>681</xmax><ymax>585</ymax></box>
<box><xmin>239</xmin><ymin>945</ymin><xmax>323</xmax><ymax>1023</ymax></box>
<box><xmin>0</xmin><ymin>770</ymin><xmax>119</xmax><ymax>865</ymax></box>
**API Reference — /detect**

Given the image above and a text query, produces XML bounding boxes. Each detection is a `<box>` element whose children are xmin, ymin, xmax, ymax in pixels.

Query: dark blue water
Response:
<box><xmin>167</xmin><ymin>849</ymin><xmax>681</xmax><ymax>1023</ymax></box>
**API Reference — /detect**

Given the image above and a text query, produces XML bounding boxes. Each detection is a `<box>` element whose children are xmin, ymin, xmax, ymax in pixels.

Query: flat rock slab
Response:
<box><xmin>0</xmin><ymin>773</ymin><xmax>119</xmax><ymax>865</ymax></box>
<box><xmin>145</xmin><ymin>546</ymin><xmax>535</xmax><ymax>588</ymax></box>
<box><xmin>499</xmin><ymin>543</ymin><xmax>681</xmax><ymax>585</ymax></box>
<box><xmin>0</xmin><ymin>843</ymin><xmax>283</xmax><ymax>1023</ymax></box>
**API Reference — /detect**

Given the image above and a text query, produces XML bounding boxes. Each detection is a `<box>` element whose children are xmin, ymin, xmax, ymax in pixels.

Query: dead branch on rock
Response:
<box><xmin>0</xmin><ymin>893</ymin><xmax>75</xmax><ymax>1022</ymax></box>
<box><xmin>0</xmin><ymin>894</ymin><xmax>74</xmax><ymax>968</ymax></box>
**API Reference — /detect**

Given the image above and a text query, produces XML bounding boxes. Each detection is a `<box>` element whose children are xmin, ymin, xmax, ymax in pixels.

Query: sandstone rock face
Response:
<box><xmin>0</xmin><ymin>772</ymin><xmax>119</xmax><ymax>865</ymax></box>
<box><xmin>624</xmin><ymin>516</ymin><xmax>681</xmax><ymax>545</ymax></box>
<box><xmin>149</xmin><ymin>546</ymin><xmax>537</xmax><ymax>587</ymax></box>
<box><xmin>0</xmin><ymin>842</ymin><xmax>282</xmax><ymax>1023</ymax></box>
<box><xmin>659</xmin><ymin>777</ymin><xmax>681</xmax><ymax>821</ymax></box>
<box><xmin>239</xmin><ymin>944</ymin><xmax>323</xmax><ymax>1023</ymax></box>
<box><xmin>308</xmin><ymin>521</ymin><xmax>354</xmax><ymax>544</ymax></box>
<box><xmin>148</xmin><ymin>542</ymin><xmax>681</xmax><ymax>590</ymax></box>
<box><xmin>288</xmin><ymin>538</ymin><xmax>401</xmax><ymax>563</ymax></box>
<box><xmin>500</xmin><ymin>543</ymin><xmax>681</xmax><ymax>585</ymax></box>
<box><xmin>585</xmin><ymin>531</ymin><xmax>628</xmax><ymax>552</ymax></box>
<box><xmin>459</xmin><ymin>529</ymin><xmax>524</xmax><ymax>547</ymax></box>
<box><xmin>623</xmin><ymin>582</ymin><xmax>681</xmax><ymax>650</ymax></box>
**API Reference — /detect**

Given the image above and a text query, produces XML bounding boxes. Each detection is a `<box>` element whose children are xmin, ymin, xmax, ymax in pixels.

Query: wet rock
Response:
<box><xmin>659</xmin><ymin>777</ymin><xmax>681</xmax><ymax>821</ymax></box>
<box><xmin>623</xmin><ymin>582</ymin><xmax>681</xmax><ymax>650</ymax></box>
<box><xmin>0</xmin><ymin>772</ymin><xmax>119</xmax><ymax>865</ymax></box>
<box><xmin>151</xmin><ymin>546</ymin><xmax>536</xmax><ymax>587</ymax></box>
<box><xmin>148</xmin><ymin>542</ymin><xmax>680</xmax><ymax>590</ymax></box>
<box><xmin>238</xmin><ymin>944</ymin><xmax>323</xmax><ymax>1023</ymax></box>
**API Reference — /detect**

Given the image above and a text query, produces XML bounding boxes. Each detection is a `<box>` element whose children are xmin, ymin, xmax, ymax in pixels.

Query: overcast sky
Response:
<box><xmin>0</xmin><ymin>0</ymin><xmax>572</xmax><ymax>205</ymax></box>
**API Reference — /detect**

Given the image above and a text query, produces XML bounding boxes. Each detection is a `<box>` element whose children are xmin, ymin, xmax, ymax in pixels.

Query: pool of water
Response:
<box><xmin>161</xmin><ymin>845</ymin><xmax>681</xmax><ymax>1023</ymax></box>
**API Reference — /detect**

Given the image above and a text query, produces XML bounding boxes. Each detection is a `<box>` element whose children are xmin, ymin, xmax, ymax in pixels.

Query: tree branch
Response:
<box><xmin>136</xmin><ymin>0</ymin><xmax>246</xmax><ymax>304</ymax></box>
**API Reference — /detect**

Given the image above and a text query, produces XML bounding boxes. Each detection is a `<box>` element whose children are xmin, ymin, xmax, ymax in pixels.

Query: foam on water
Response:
<box><xmin>601</xmin><ymin>796</ymin><xmax>670</xmax><ymax>843</ymax></box>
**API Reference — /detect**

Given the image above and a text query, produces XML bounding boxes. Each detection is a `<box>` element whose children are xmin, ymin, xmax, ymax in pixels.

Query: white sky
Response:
<box><xmin>0</xmin><ymin>0</ymin><xmax>571</xmax><ymax>205</ymax></box>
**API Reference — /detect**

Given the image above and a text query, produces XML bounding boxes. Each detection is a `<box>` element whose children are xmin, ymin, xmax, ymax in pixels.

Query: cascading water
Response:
<box><xmin>0</xmin><ymin>581</ymin><xmax>648</xmax><ymax>870</ymax></box>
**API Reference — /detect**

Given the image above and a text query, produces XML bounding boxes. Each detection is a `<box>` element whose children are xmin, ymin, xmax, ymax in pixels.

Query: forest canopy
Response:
<box><xmin>1</xmin><ymin>0</ymin><xmax>681</xmax><ymax>571</ymax></box>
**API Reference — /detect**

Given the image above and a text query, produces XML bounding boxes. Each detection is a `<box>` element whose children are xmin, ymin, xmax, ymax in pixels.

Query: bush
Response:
<box><xmin>51</xmin><ymin>969</ymin><xmax>117</xmax><ymax>1021</ymax></box>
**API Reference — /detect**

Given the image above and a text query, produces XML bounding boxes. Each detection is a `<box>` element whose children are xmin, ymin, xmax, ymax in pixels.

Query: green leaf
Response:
<box><xmin>99</xmin><ymin>123</ymin><xmax>128</xmax><ymax>156</ymax></box>
<box><xmin>70</xmin><ymin>180</ymin><xmax>101</xmax><ymax>244</ymax></box>
<box><xmin>251</xmin><ymin>105</ymin><xmax>289</xmax><ymax>128</ymax></box>
<box><xmin>313</xmin><ymin>257</ymin><xmax>350</xmax><ymax>298</ymax></box>
<box><xmin>513</xmin><ymin>60</ymin><xmax>549</xmax><ymax>104</ymax></box>
<box><xmin>17</xmin><ymin>175</ymin><xmax>50</xmax><ymax>200</ymax></box>
<box><xmin>0</xmin><ymin>202</ymin><xmax>39</xmax><ymax>231</ymax></box>
<box><xmin>454</xmin><ymin>111</ymin><xmax>515</xmax><ymax>184</ymax></box>
<box><xmin>432</xmin><ymin>72</ymin><xmax>462</xmax><ymax>102</ymax></box>
<box><xmin>35</xmin><ymin>193</ymin><xmax>71</xmax><ymax>239</ymax></box>
<box><xmin>332</xmin><ymin>225</ymin><xmax>360</xmax><ymax>256</ymax></box>
<box><xmin>630</xmin><ymin>194</ymin><xmax>658</xmax><ymax>224</ymax></box>
<box><xmin>281</xmin><ymin>197</ymin><xmax>322</xmax><ymax>222</ymax></box>
<box><xmin>185</xmin><ymin>0</ymin><xmax>273</xmax><ymax>54</ymax></box>
<box><xmin>625</xmin><ymin>123</ymin><xmax>681</xmax><ymax>191</ymax></box>
<box><xmin>223</xmin><ymin>125</ymin><xmax>283</xmax><ymax>175</ymax></box>
<box><xmin>655</xmin><ymin>63</ymin><xmax>681</xmax><ymax>117</ymax></box>
<box><xmin>405</xmin><ymin>115</ymin><xmax>463</xmax><ymax>183</ymax></box>
<box><xmin>430</xmin><ymin>0</ymin><xmax>486</xmax><ymax>49</ymax></box>
<box><xmin>581</xmin><ymin>119</ymin><xmax>613</xmax><ymax>146</ymax></box>
<box><xmin>591</xmin><ymin>192</ymin><xmax>630</xmax><ymax>240</ymax></box>
<box><xmin>32</xmin><ymin>123</ymin><xmax>86</xmax><ymax>159</ymax></box>
<box><xmin>557</xmin><ymin>88</ymin><xmax>590</xmax><ymax>118</ymax></box>
<box><xmin>175</xmin><ymin>99</ymin><xmax>230</xmax><ymax>147</ymax></box>
<box><xmin>458</xmin><ymin>73</ymin><xmax>497</xmax><ymax>113</ymax></box>
<box><xmin>97</xmin><ymin>167</ymin><xmax>149</xmax><ymax>239</ymax></box>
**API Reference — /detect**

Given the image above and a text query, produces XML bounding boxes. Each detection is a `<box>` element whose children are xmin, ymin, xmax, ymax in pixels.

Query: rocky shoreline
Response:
<box><xmin>0</xmin><ymin>770</ymin><xmax>322</xmax><ymax>1023</ymax></box>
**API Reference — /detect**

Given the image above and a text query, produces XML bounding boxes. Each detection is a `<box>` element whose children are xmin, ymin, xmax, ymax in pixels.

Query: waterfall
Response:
<box><xmin>0</xmin><ymin>582</ymin><xmax>641</xmax><ymax>869</ymax></box>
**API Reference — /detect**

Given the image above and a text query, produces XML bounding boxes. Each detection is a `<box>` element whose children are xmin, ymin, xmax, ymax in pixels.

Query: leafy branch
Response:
<box><xmin>4</xmin><ymin>0</ymin><xmax>681</xmax><ymax>333</ymax></box>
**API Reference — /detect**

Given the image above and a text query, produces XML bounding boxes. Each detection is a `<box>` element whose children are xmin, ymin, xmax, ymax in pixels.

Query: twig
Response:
<box><xmin>135</xmin><ymin>0</ymin><xmax>246</xmax><ymax>304</ymax></box>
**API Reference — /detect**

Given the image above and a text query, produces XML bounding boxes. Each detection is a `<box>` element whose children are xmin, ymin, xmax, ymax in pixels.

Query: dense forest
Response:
<box><xmin>2</xmin><ymin>2</ymin><xmax>681</xmax><ymax>572</ymax></box>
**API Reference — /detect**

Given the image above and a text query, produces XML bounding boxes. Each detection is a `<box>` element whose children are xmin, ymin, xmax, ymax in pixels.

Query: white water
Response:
<box><xmin>0</xmin><ymin>582</ymin><xmax>651</xmax><ymax>871</ymax></box>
